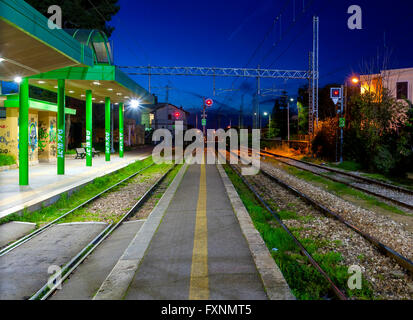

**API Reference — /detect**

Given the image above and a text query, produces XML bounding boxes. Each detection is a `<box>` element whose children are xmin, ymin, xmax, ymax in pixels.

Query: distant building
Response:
<box><xmin>360</xmin><ymin>67</ymin><xmax>413</xmax><ymax>101</ymax></box>
<box><xmin>141</xmin><ymin>103</ymin><xmax>189</xmax><ymax>133</ymax></box>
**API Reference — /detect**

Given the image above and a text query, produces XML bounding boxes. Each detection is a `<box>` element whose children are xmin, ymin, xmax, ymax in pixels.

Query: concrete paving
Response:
<box><xmin>0</xmin><ymin>221</ymin><xmax>36</xmax><ymax>248</ymax></box>
<box><xmin>50</xmin><ymin>220</ymin><xmax>145</xmax><ymax>300</ymax></box>
<box><xmin>0</xmin><ymin>222</ymin><xmax>107</xmax><ymax>300</ymax></box>
<box><xmin>123</xmin><ymin>162</ymin><xmax>268</xmax><ymax>300</ymax></box>
<box><xmin>0</xmin><ymin>147</ymin><xmax>153</xmax><ymax>218</ymax></box>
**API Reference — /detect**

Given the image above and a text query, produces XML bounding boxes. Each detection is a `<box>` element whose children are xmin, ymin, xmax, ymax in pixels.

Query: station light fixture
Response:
<box><xmin>263</xmin><ymin>112</ymin><xmax>268</xmax><ymax>116</ymax></box>
<box><xmin>69</xmin><ymin>90</ymin><xmax>74</xmax><ymax>93</ymax></box>
<box><xmin>38</xmin><ymin>80</ymin><xmax>45</xmax><ymax>84</ymax></box>
<box><xmin>0</xmin><ymin>57</ymin><xmax>5</xmax><ymax>62</ymax></box>
<box><xmin>351</xmin><ymin>77</ymin><xmax>359</xmax><ymax>84</ymax></box>
<box><xmin>14</xmin><ymin>76</ymin><xmax>22</xmax><ymax>84</ymax></box>
<box><xmin>130</xmin><ymin>99</ymin><xmax>140</xmax><ymax>109</ymax></box>
<box><xmin>92</xmin><ymin>81</ymin><xmax>101</xmax><ymax>86</ymax></box>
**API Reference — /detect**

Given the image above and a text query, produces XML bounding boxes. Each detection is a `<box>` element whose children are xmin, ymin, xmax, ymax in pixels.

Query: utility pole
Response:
<box><xmin>202</xmin><ymin>99</ymin><xmax>206</xmax><ymax>137</ymax></box>
<box><xmin>287</xmin><ymin>101</ymin><xmax>290</xmax><ymax>141</ymax></box>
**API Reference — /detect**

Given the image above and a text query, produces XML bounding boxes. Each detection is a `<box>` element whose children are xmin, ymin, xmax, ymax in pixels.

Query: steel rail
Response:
<box><xmin>218</xmin><ymin>150</ymin><xmax>347</xmax><ymax>300</ymax></box>
<box><xmin>231</xmin><ymin>149</ymin><xmax>413</xmax><ymax>274</ymax></box>
<box><xmin>0</xmin><ymin>162</ymin><xmax>155</xmax><ymax>257</ymax></box>
<box><xmin>258</xmin><ymin>150</ymin><xmax>413</xmax><ymax>211</ymax></box>
<box><xmin>31</xmin><ymin>164</ymin><xmax>178</xmax><ymax>300</ymax></box>
<box><xmin>259</xmin><ymin>149</ymin><xmax>413</xmax><ymax>196</ymax></box>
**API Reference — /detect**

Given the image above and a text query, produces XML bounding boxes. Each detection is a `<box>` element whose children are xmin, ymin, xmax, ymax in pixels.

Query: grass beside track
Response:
<box><xmin>269</xmin><ymin>159</ymin><xmax>408</xmax><ymax>216</ymax></box>
<box><xmin>0</xmin><ymin>157</ymin><xmax>154</xmax><ymax>227</ymax></box>
<box><xmin>223</xmin><ymin>164</ymin><xmax>374</xmax><ymax>300</ymax></box>
<box><xmin>58</xmin><ymin>162</ymin><xmax>174</xmax><ymax>224</ymax></box>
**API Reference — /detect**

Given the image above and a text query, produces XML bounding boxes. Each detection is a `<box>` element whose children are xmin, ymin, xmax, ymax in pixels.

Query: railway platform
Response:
<box><xmin>90</xmin><ymin>151</ymin><xmax>294</xmax><ymax>300</ymax></box>
<box><xmin>0</xmin><ymin>147</ymin><xmax>153</xmax><ymax>219</ymax></box>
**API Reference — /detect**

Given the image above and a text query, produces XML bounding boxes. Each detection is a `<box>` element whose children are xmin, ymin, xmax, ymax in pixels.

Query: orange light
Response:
<box><xmin>351</xmin><ymin>77</ymin><xmax>359</xmax><ymax>84</ymax></box>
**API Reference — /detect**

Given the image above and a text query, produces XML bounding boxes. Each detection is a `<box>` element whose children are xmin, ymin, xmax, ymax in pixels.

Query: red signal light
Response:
<box><xmin>174</xmin><ymin>112</ymin><xmax>180</xmax><ymax>118</ymax></box>
<box><xmin>205</xmin><ymin>98</ymin><xmax>213</xmax><ymax>107</ymax></box>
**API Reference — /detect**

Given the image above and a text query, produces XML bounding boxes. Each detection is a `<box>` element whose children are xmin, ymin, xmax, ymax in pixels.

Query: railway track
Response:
<box><xmin>31</xmin><ymin>163</ymin><xmax>178</xmax><ymax>300</ymax></box>
<box><xmin>257</xmin><ymin>148</ymin><xmax>413</xmax><ymax>211</ymax></box>
<box><xmin>217</xmin><ymin>150</ymin><xmax>348</xmax><ymax>300</ymax></box>
<box><xmin>0</xmin><ymin>162</ymin><xmax>155</xmax><ymax>257</ymax></box>
<box><xmin>223</xmin><ymin>149</ymin><xmax>413</xmax><ymax>299</ymax></box>
<box><xmin>228</xmin><ymin>149</ymin><xmax>413</xmax><ymax>274</ymax></box>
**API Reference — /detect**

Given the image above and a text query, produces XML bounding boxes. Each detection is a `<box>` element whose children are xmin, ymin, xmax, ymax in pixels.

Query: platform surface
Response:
<box><xmin>123</xmin><ymin>161</ymin><xmax>268</xmax><ymax>300</ymax></box>
<box><xmin>0</xmin><ymin>147</ymin><xmax>153</xmax><ymax>218</ymax></box>
<box><xmin>0</xmin><ymin>222</ymin><xmax>107</xmax><ymax>300</ymax></box>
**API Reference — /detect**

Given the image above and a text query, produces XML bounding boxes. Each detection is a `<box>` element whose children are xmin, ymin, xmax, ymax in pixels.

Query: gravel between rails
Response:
<box><xmin>80</xmin><ymin>167</ymin><xmax>171</xmax><ymax>223</ymax></box>
<box><xmin>238</xmin><ymin>165</ymin><xmax>413</xmax><ymax>299</ymax></box>
<box><xmin>259</xmin><ymin>161</ymin><xmax>413</xmax><ymax>262</ymax></box>
<box><xmin>279</xmin><ymin>158</ymin><xmax>413</xmax><ymax>209</ymax></box>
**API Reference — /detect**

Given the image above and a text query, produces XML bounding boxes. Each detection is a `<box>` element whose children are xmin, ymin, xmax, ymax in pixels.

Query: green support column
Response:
<box><xmin>105</xmin><ymin>97</ymin><xmax>111</xmax><ymax>161</ymax></box>
<box><xmin>57</xmin><ymin>79</ymin><xmax>65</xmax><ymax>175</ymax></box>
<box><xmin>18</xmin><ymin>78</ymin><xmax>29</xmax><ymax>186</ymax></box>
<box><xmin>119</xmin><ymin>102</ymin><xmax>124</xmax><ymax>158</ymax></box>
<box><xmin>86</xmin><ymin>90</ymin><xmax>93</xmax><ymax>167</ymax></box>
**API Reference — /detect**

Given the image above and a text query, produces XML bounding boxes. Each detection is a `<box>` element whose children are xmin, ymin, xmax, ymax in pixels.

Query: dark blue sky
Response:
<box><xmin>109</xmin><ymin>0</ymin><xmax>413</xmax><ymax>118</ymax></box>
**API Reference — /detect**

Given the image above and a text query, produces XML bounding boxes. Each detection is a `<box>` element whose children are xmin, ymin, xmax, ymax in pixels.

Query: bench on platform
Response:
<box><xmin>75</xmin><ymin>148</ymin><xmax>86</xmax><ymax>159</ymax></box>
<box><xmin>92</xmin><ymin>148</ymin><xmax>101</xmax><ymax>157</ymax></box>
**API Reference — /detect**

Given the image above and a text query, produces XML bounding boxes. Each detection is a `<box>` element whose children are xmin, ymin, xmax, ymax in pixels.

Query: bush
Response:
<box><xmin>311</xmin><ymin>118</ymin><xmax>338</xmax><ymax>161</ymax></box>
<box><xmin>0</xmin><ymin>154</ymin><xmax>16</xmax><ymax>166</ymax></box>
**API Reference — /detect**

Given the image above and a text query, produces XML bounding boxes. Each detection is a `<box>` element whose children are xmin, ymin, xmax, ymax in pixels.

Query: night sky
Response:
<box><xmin>109</xmin><ymin>0</ymin><xmax>413</xmax><ymax>121</ymax></box>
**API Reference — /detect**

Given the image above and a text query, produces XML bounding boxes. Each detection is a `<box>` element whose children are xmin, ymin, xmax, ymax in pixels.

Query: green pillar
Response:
<box><xmin>105</xmin><ymin>97</ymin><xmax>111</xmax><ymax>161</ymax></box>
<box><xmin>18</xmin><ymin>78</ymin><xmax>29</xmax><ymax>186</ymax></box>
<box><xmin>57</xmin><ymin>79</ymin><xmax>65</xmax><ymax>175</ymax></box>
<box><xmin>119</xmin><ymin>102</ymin><xmax>124</xmax><ymax>158</ymax></box>
<box><xmin>86</xmin><ymin>90</ymin><xmax>93</xmax><ymax>166</ymax></box>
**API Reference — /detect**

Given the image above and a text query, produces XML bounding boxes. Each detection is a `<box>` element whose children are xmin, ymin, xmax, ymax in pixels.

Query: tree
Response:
<box><xmin>347</xmin><ymin>89</ymin><xmax>410</xmax><ymax>174</ymax></box>
<box><xmin>271</xmin><ymin>91</ymin><xmax>288</xmax><ymax>138</ymax></box>
<box><xmin>26</xmin><ymin>0</ymin><xmax>120</xmax><ymax>37</ymax></box>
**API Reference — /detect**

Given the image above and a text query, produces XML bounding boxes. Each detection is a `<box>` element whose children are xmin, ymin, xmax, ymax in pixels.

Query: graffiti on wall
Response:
<box><xmin>38</xmin><ymin>121</ymin><xmax>48</xmax><ymax>154</ymax></box>
<box><xmin>29</xmin><ymin>118</ymin><xmax>37</xmax><ymax>161</ymax></box>
<box><xmin>0</xmin><ymin>123</ymin><xmax>11</xmax><ymax>155</ymax></box>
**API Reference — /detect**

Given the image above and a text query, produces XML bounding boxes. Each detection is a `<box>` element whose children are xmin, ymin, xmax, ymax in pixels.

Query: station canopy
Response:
<box><xmin>0</xmin><ymin>0</ymin><xmax>93</xmax><ymax>81</ymax></box>
<box><xmin>28</xmin><ymin>28</ymin><xmax>154</xmax><ymax>105</ymax></box>
<box><xmin>1</xmin><ymin>0</ymin><xmax>153</xmax><ymax>105</ymax></box>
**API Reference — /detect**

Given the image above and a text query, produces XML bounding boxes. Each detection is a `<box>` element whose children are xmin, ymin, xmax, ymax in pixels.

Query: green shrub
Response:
<box><xmin>0</xmin><ymin>154</ymin><xmax>16</xmax><ymax>166</ymax></box>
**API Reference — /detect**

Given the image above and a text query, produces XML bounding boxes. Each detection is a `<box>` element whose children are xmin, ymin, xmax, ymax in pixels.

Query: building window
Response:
<box><xmin>396</xmin><ymin>82</ymin><xmax>408</xmax><ymax>100</ymax></box>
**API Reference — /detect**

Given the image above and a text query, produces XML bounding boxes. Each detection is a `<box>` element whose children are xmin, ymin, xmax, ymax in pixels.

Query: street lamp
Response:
<box><xmin>287</xmin><ymin>98</ymin><xmax>294</xmax><ymax>141</ymax></box>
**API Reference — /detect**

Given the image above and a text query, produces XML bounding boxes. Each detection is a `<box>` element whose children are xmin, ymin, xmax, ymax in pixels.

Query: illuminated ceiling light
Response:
<box><xmin>93</xmin><ymin>81</ymin><xmax>101</xmax><ymax>86</ymax></box>
<box><xmin>130</xmin><ymin>99</ymin><xmax>140</xmax><ymax>109</ymax></box>
<box><xmin>14</xmin><ymin>76</ymin><xmax>22</xmax><ymax>84</ymax></box>
<box><xmin>81</xmin><ymin>94</ymin><xmax>85</xmax><ymax>97</ymax></box>
<box><xmin>54</xmin><ymin>86</ymin><xmax>58</xmax><ymax>89</ymax></box>
<box><xmin>92</xmin><ymin>98</ymin><xmax>96</xmax><ymax>100</ymax></box>
<box><xmin>0</xmin><ymin>57</ymin><xmax>5</xmax><ymax>62</ymax></box>
<box><xmin>38</xmin><ymin>80</ymin><xmax>45</xmax><ymax>84</ymax></box>
<box><xmin>116</xmin><ymin>92</ymin><xmax>122</xmax><ymax>96</ymax></box>
<box><xmin>114</xmin><ymin>102</ymin><xmax>119</xmax><ymax>105</ymax></box>
<box><xmin>100</xmin><ymin>100</ymin><xmax>104</xmax><ymax>103</ymax></box>
<box><xmin>124</xmin><ymin>96</ymin><xmax>130</xmax><ymax>99</ymax></box>
<box><xmin>69</xmin><ymin>90</ymin><xmax>74</xmax><ymax>93</ymax></box>
<box><xmin>107</xmin><ymin>88</ymin><xmax>113</xmax><ymax>91</ymax></box>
